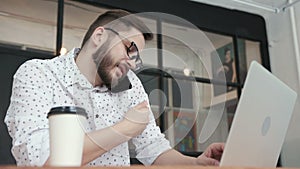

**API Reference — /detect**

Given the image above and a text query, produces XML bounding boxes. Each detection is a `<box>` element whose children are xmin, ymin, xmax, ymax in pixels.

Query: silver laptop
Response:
<box><xmin>220</xmin><ymin>61</ymin><xmax>297</xmax><ymax>167</ymax></box>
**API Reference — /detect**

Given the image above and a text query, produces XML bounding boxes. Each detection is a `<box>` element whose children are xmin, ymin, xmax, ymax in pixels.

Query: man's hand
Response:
<box><xmin>196</xmin><ymin>143</ymin><xmax>225</xmax><ymax>166</ymax></box>
<box><xmin>120</xmin><ymin>101</ymin><xmax>150</xmax><ymax>137</ymax></box>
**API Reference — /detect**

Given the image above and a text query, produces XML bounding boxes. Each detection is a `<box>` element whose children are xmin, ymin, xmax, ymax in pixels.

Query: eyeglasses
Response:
<box><xmin>104</xmin><ymin>28</ymin><xmax>143</xmax><ymax>71</ymax></box>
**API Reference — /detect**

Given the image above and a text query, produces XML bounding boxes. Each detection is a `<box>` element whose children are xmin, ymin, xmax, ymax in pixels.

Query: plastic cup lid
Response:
<box><xmin>47</xmin><ymin>106</ymin><xmax>88</xmax><ymax>119</ymax></box>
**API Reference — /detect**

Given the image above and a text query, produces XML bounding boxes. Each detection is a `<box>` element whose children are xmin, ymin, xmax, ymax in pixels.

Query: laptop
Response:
<box><xmin>219</xmin><ymin>61</ymin><xmax>297</xmax><ymax>167</ymax></box>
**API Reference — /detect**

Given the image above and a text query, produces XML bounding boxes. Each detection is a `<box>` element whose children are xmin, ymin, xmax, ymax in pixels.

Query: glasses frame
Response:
<box><xmin>104</xmin><ymin>28</ymin><xmax>143</xmax><ymax>71</ymax></box>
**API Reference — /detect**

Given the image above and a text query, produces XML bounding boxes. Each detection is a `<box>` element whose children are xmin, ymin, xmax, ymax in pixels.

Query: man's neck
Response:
<box><xmin>75</xmin><ymin>49</ymin><xmax>103</xmax><ymax>87</ymax></box>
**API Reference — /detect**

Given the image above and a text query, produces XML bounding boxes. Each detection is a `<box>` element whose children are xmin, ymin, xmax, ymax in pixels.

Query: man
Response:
<box><xmin>5</xmin><ymin>9</ymin><xmax>224</xmax><ymax>166</ymax></box>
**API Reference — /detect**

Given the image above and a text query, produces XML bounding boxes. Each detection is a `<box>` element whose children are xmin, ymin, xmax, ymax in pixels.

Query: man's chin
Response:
<box><xmin>109</xmin><ymin>82</ymin><xmax>118</xmax><ymax>89</ymax></box>
<box><xmin>108</xmin><ymin>75</ymin><xmax>132</xmax><ymax>93</ymax></box>
<box><xmin>108</xmin><ymin>76</ymin><xmax>124</xmax><ymax>89</ymax></box>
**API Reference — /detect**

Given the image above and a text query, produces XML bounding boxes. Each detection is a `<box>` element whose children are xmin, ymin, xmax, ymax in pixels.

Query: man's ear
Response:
<box><xmin>91</xmin><ymin>27</ymin><xmax>105</xmax><ymax>46</ymax></box>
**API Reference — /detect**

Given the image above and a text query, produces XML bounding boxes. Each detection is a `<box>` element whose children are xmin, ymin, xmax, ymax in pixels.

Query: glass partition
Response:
<box><xmin>62</xmin><ymin>1</ymin><xmax>109</xmax><ymax>53</ymax></box>
<box><xmin>238</xmin><ymin>38</ymin><xmax>262</xmax><ymax>83</ymax></box>
<box><xmin>0</xmin><ymin>0</ymin><xmax>265</xmax><ymax>155</ymax></box>
<box><xmin>0</xmin><ymin>0</ymin><xmax>57</xmax><ymax>53</ymax></box>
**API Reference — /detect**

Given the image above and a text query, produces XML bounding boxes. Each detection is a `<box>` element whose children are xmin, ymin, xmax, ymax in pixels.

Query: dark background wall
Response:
<box><xmin>76</xmin><ymin>0</ymin><xmax>269</xmax><ymax>67</ymax></box>
<box><xmin>0</xmin><ymin>45</ymin><xmax>53</xmax><ymax>164</ymax></box>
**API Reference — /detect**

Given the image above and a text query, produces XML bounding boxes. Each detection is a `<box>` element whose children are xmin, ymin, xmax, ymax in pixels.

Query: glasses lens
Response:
<box><xmin>134</xmin><ymin>58</ymin><xmax>143</xmax><ymax>71</ymax></box>
<box><xmin>127</xmin><ymin>42</ymin><xmax>143</xmax><ymax>71</ymax></box>
<box><xmin>127</xmin><ymin>42</ymin><xmax>139</xmax><ymax>60</ymax></box>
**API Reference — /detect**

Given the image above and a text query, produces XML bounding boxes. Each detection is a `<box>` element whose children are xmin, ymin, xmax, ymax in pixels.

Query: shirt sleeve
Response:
<box><xmin>128</xmin><ymin>71</ymin><xmax>171</xmax><ymax>165</ymax></box>
<box><xmin>4</xmin><ymin>60</ymin><xmax>53</xmax><ymax>166</ymax></box>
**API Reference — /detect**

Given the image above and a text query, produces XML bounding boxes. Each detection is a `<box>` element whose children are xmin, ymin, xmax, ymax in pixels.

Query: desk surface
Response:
<box><xmin>1</xmin><ymin>166</ymin><xmax>299</xmax><ymax>169</ymax></box>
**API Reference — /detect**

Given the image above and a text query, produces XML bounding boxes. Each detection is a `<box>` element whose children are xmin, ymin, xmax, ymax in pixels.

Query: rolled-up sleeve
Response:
<box><xmin>128</xmin><ymin>71</ymin><xmax>171</xmax><ymax>165</ymax></box>
<box><xmin>4</xmin><ymin>60</ymin><xmax>53</xmax><ymax>166</ymax></box>
<box><xmin>132</xmin><ymin>117</ymin><xmax>171</xmax><ymax>165</ymax></box>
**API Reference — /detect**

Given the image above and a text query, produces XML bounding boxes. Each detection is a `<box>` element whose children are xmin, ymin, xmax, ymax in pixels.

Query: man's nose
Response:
<box><xmin>125</xmin><ymin>59</ymin><xmax>136</xmax><ymax>70</ymax></box>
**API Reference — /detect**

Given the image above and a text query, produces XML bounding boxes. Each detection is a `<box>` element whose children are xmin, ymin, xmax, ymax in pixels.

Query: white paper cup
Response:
<box><xmin>47</xmin><ymin>106</ymin><xmax>87</xmax><ymax>166</ymax></box>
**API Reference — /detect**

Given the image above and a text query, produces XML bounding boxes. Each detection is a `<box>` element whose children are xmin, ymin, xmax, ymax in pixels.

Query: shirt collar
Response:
<box><xmin>63</xmin><ymin>48</ymin><xmax>103</xmax><ymax>90</ymax></box>
<box><xmin>63</xmin><ymin>48</ymin><xmax>131</xmax><ymax>93</ymax></box>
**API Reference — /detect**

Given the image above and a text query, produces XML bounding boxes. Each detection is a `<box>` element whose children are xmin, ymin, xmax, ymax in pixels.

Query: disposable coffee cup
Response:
<box><xmin>47</xmin><ymin>106</ymin><xmax>88</xmax><ymax>166</ymax></box>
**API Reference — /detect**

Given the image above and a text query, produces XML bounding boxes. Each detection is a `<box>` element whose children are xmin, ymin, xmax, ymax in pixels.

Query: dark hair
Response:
<box><xmin>224</xmin><ymin>48</ymin><xmax>231</xmax><ymax>55</ymax></box>
<box><xmin>81</xmin><ymin>9</ymin><xmax>153</xmax><ymax>48</ymax></box>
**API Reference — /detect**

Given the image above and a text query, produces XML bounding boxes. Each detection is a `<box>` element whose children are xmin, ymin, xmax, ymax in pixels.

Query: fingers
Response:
<box><xmin>208</xmin><ymin>143</ymin><xmax>224</xmax><ymax>161</ymax></box>
<box><xmin>211</xmin><ymin>142</ymin><xmax>225</xmax><ymax>153</ymax></box>
<box><xmin>120</xmin><ymin>101</ymin><xmax>150</xmax><ymax>137</ymax></box>
<box><xmin>197</xmin><ymin>154</ymin><xmax>220</xmax><ymax>166</ymax></box>
<box><xmin>134</xmin><ymin>100</ymin><xmax>148</xmax><ymax>109</ymax></box>
<box><xmin>200</xmin><ymin>142</ymin><xmax>224</xmax><ymax>165</ymax></box>
<box><xmin>124</xmin><ymin>100</ymin><xmax>150</xmax><ymax>124</ymax></box>
<box><xmin>208</xmin><ymin>142</ymin><xmax>224</xmax><ymax>151</ymax></box>
<box><xmin>208</xmin><ymin>158</ymin><xmax>220</xmax><ymax>166</ymax></box>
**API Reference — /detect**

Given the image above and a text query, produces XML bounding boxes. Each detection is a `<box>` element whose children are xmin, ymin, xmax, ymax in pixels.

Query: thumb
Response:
<box><xmin>134</xmin><ymin>101</ymin><xmax>148</xmax><ymax>109</ymax></box>
<box><xmin>198</xmin><ymin>157</ymin><xmax>220</xmax><ymax>166</ymax></box>
<box><xmin>206</xmin><ymin>158</ymin><xmax>220</xmax><ymax>166</ymax></box>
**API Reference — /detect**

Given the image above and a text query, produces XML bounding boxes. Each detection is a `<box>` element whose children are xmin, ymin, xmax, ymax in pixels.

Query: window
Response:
<box><xmin>0</xmin><ymin>0</ymin><xmax>57</xmax><ymax>53</ymax></box>
<box><xmin>62</xmin><ymin>1</ymin><xmax>110</xmax><ymax>52</ymax></box>
<box><xmin>0</xmin><ymin>0</ymin><xmax>269</xmax><ymax>157</ymax></box>
<box><xmin>77</xmin><ymin>0</ymin><xmax>268</xmax><ymax>153</ymax></box>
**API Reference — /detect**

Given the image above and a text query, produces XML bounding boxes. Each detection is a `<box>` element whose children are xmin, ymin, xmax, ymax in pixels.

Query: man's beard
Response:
<box><xmin>92</xmin><ymin>41</ymin><xmax>127</xmax><ymax>90</ymax></box>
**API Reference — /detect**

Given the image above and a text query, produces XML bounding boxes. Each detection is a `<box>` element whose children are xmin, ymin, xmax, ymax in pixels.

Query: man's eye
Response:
<box><xmin>128</xmin><ymin>47</ymin><xmax>137</xmax><ymax>54</ymax></box>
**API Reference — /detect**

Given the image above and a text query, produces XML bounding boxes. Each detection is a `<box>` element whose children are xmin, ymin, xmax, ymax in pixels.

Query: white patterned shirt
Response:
<box><xmin>5</xmin><ymin>48</ymin><xmax>171</xmax><ymax>166</ymax></box>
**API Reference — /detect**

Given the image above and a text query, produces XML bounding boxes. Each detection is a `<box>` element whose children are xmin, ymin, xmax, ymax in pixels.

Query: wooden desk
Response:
<box><xmin>1</xmin><ymin>166</ymin><xmax>299</xmax><ymax>169</ymax></box>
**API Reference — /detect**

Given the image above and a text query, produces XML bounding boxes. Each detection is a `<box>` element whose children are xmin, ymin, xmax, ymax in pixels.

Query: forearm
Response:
<box><xmin>153</xmin><ymin>149</ymin><xmax>197</xmax><ymax>165</ymax></box>
<box><xmin>45</xmin><ymin>101</ymin><xmax>149</xmax><ymax>166</ymax></box>
<box><xmin>82</xmin><ymin>121</ymin><xmax>134</xmax><ymax>165</ymax></box>
<box><xmin>44</xmin><ymin>120</ymin><xmax>135</xmax><ymax>166</ymax></box>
